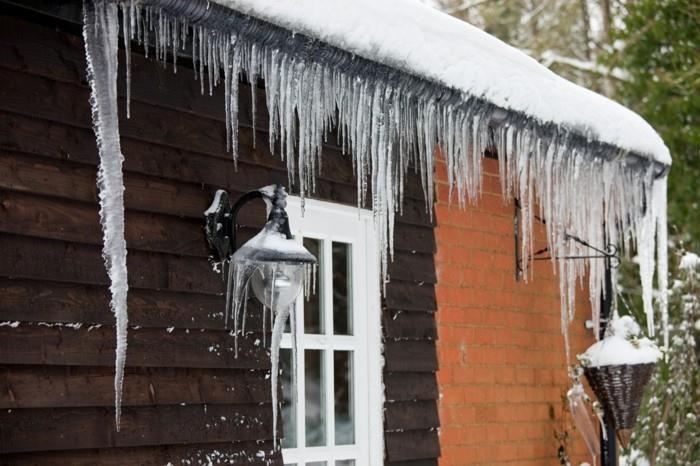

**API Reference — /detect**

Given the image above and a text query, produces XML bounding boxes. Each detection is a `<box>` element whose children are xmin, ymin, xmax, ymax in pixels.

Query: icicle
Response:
<box><xmin>224</xmin><ymin>260</ymin><xmax>234</xmax><ymax>329</ymax></box>
<box><xmin>262</xmin><ymin>300</ymin><xmax>267</xmax><ymax>348</ymax></box>
<box><xmin>567</xmin><ymin>380</ymin><xmax>600</xmax><ymax>461</ymax></box>
<box><xmin>638</xmin><ymin>168</ymin><xmax>657</xmax><ymax>337</ymax></box>
<box><xmin>312</xmin><ymin>262</ymin><xmax>317</xmax><ymax>297</ymax></box>
<box><xmin>269</xmin><ymin>302</ymin><xmax>292</xmax><ymax>447</ymax></box>
<box><xmin>233</xmin><ymin>263</ymin><xmax>241</xmax><ymax>357</ymax></box>
<box><xmin>593</xmin><ymin>401</ymin><xmax>607</xmax><ymax>441</ymax></box>
<box><xmin>241</xmin><ymin>284</ymin><xmax>249</xmax><ymax>335</ymax></box>
<box><xmin>230</xmin><ymin>260</ymin><xmax>256</xmax><ymax>357</ymax></box>
<box><xmin>198</xmin><ymin>26</ymin><xmax>205</xmax><ymax>94</ymax></box>
<box><xmin>120</xmin><ymin>2</ymin><xmax>132</xmax><ymax>119</ymax></box>
<box><xmin>654</xmin><ymin>175</ymin><xmax>669</xmax><ymax>351</ymax></box>
<box><xmin>229</xmin><ymin>37</ymin><xmax>241</xmax><ymax>164</ymax></box>
<box><xmin>223</xmin><ymin>39</ymin><xmax>232</xmax><ymax>153</ymax></box>
<box><xmin>250</xmin><ymin>43</ymin><xmax>258</xmax><ymax>149</ymax></box>
<box><xmin>289</xmin><ymin>301</ymin><xmax>298</xmax><ymax>440</ymax></box>
<box><xmin>82</xmin><ymin>0</ymin><xmax>129</xmax><ymax>430</ymax></box>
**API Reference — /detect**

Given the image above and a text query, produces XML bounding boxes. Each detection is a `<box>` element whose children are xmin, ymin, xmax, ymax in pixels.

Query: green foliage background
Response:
<box><xmin>606</xmin><ymin>2</ymin><xmax>700</xmax><ymax>464</ymax></box>
<box><xmin>435</xmin><ymin>0</ymin><xmax>700</xmax><ymax>463</ymax></box>
<box><xmin>607</xmin><ymin>0</ymin><xmax>700</xmax><ymax>249</ymax></box>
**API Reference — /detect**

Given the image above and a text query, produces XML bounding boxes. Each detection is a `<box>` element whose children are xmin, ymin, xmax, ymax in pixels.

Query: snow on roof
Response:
<box><xmin>214</xmin><ymin>0</ymin><xmax>671</xmax><ymax>165</ymax></box>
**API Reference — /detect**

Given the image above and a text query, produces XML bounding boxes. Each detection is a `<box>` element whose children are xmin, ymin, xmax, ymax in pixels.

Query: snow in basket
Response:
<box><xmin>579</xmin><ymin>314</ymin><xmax>662</xmax><ymax>368</ymax></box>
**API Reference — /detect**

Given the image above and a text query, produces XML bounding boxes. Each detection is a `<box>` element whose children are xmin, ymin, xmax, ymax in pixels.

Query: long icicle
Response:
<box><xmin>654</xmin><ymin>175</ymin><xmax>669</xmax><ymax>351</ymax></box>
<box><xmin>82</xmin><ymin>0</ymin><xmax>129</xmax><ymax>430</ymax></box>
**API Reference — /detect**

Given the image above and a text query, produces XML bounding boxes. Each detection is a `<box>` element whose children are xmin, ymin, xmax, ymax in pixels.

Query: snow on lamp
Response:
<box><xmin>205</xmin><ymin>184</ymin><xmax>316</xmax><ymax>444</ymax></box>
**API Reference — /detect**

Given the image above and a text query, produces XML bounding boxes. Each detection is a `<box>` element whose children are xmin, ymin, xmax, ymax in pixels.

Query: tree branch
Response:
<box><xmin>444</xmin><ymin>0</ymin><xmax>500</xmax><ymax>14</ymax></box>
<box><xmin>539</xmin><ymin>50</ymin><xmax>629</xmax><ymax>81</ymax></box>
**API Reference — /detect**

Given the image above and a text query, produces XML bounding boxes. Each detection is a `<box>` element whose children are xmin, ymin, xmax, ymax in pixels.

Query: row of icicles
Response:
<box><xmin>82</xmin><ymin>0</ymin><xmax>669</xmax><ymax>434</ymax></box>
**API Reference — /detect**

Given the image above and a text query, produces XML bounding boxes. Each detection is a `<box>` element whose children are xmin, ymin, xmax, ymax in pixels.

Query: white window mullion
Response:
<box><xmin>289</xmin><ymin>234</ymin><xmax>306</xmax><ymax>454</ymax></box>
<box><xmin>323</xmin><ymin>237</ymin><xmax>336</xmax><ymax>451</ymax></box>
<box><xmin>302</xmin><ymin>334</ymin><xmax>357</xmax><ymax>349</ymax></box>
<box><xmin>296</xmin><ymin>294</ymin><xmax>306</xmax><ymax>452</ymax></box>
<box><xmin>364</xmin><ymin>217</ymin><xmax>385</xmax><ymax>466</ymax></box>
<box><xmin>352</xmin><ymin>234</ymin><xmax>366</xmax><ymax>462</ymax></box>
<box><xmin>282</xmin><ymin>444</ymin><xmax>361</xmax><ymax>463</ymax></box>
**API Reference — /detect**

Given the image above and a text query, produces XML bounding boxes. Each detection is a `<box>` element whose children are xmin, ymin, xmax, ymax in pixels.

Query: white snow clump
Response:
<box><xmin>579</xmin><ymin>314</ymin><xmax>662</xmax><ymax>367</ymax></box>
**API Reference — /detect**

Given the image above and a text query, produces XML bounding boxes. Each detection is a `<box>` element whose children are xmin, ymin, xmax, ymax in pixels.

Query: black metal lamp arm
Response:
<box><xmin>205</xmin><ymin>185</ymin><xmax>293</xmax><ymax>264</ymax></box>
<box><xmin>229</xmin><ymin>190</ymin><xmax>264</xmax><ymax>255</ymax></box>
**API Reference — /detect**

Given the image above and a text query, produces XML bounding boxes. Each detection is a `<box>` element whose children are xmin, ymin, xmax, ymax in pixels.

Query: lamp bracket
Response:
<box><xmin>204</xmin><ymin>189</ymin><xmax>235</xmax><ymax>264</ymax></box>
<box><xmin>204</xmin><ymin>185</ymin><xmax>293</xmax><ymax>264</ymax></box>
<box><xmin>514</xmin><ymin>198</ymin><xmax>620</xmax><ymax>281</ymax></box>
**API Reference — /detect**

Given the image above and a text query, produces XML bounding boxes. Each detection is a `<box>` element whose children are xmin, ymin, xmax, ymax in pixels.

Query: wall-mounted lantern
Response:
<box><xmin>205</xmin><ymin>184</ymin><xmax>317</xmax><ymax>334</ymax></box>
<box><xmin>205</xmin><ymin>185</ymin><xmax>316</xmax><ymax>324</ymax></box>
<box><xmin>205</xmin><ymin>184</ymin><xmax>316</xmax><ymax>441</ymax></box>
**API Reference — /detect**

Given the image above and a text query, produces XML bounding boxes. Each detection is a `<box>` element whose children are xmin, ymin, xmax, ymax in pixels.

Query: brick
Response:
<box><xmin>434</xmin><ymin>158</ymin><xmax>594</xmax><ymax>466</ymax></box>
<box><xmin>437</xmin><ymin>264</ymin><xmax>464</xmax><ymax>286</ymax></box>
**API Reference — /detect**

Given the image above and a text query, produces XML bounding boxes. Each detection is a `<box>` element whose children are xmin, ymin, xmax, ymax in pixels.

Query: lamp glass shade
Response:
<box><xmin>250</xmin><ymin>263</ymin><xmax>306</xmax><ymax>313</ymax></box>
<box><xmin>231</xmin><ymin>225</ymin><xmax>316</xmax><ymax>314</ymax></box>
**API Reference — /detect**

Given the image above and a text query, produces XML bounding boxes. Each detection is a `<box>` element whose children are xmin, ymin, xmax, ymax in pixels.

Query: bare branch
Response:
<box><xmin>540</xmin><ymin>50</ymin><xmax>629</xmax><ymax>81</ymax></box>
<box><xmin>443</xmin><ymin>0</ymin><xmax>500</xmax><ymax>14</ymax></box>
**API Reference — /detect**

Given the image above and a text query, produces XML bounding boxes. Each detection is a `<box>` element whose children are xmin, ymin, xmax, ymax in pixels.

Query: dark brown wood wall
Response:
<box><xmin>0</xmin><ymin>8</ymin><xmax>439</xmax><ymax>465</ymax></box>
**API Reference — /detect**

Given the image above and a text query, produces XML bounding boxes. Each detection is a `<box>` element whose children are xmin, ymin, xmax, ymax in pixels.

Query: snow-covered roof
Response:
<box><xmin>214</xmin><ymin>0</ymin><xmax>670</xmax><ymax>166</ymax></box>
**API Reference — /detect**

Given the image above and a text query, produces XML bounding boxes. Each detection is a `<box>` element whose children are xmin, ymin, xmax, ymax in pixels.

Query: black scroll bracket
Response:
<box><xmin>514</xmin><ymin>199</ymin><xmax>620</xmax><ymax>281</ymax></box>
<box><xmin>204</xmin><ymin>189</ymin><xmax>264</xmax><ymax>266</ymax></box>
<box><xmin>204</xmin><ymin>185</ymin><xmax>294</xmax><ymax>266</ymax></box>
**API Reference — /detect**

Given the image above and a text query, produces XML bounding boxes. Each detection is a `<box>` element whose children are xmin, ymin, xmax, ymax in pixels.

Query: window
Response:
<box><xmin>280</xmin><ymin>196</ymin><xmax>383</xmax><ymax>466</ymax></box>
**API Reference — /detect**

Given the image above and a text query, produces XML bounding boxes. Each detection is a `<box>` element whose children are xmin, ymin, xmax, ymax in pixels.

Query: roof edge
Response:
<box><xmin>143</xmin><ymin>0</ymin><xmax>669</xmax><ymax>170</ymax></box>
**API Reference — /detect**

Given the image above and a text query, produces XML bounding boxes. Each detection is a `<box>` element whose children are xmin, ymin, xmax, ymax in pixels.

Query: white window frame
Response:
<box><xmin>280</xmin><ymin>196</ymin><xmax>384</xmax><ymax>466</ymax></box>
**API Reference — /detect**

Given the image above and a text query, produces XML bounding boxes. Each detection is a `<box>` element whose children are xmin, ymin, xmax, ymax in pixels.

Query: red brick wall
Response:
<box><xmin>434</xmin><ymin>157</ymin><xmax>595</xmax><ymax>466</ymax></box>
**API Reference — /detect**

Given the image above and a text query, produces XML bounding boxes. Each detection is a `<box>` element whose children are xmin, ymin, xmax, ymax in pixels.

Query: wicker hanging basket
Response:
<box><xmin>584</xmin><ymin>362</ymin><xmax>656</xmax><ymax>447</ymax></box>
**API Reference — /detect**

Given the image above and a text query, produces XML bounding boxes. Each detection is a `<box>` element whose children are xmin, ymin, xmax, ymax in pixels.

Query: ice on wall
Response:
<box><xmin>82</xmin><ymin>0</ymin><xmax>129</xmax><ymax>430</ymax></box>
<box><xmin>567</xmin><ymin>380</ymin><xmax>600</xmax><ymax>460</ymax></box>
<box><xmin>82</xmin><ymin>0</ymin><xmax>670</xmax><ymax>430</ymax></box>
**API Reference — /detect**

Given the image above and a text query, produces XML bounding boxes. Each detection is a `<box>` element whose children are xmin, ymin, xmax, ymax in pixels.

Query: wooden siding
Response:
<box><xmin>0</xmin><ymin>9</ymin><xmax>440</xmax><ymax>465</ymax></box>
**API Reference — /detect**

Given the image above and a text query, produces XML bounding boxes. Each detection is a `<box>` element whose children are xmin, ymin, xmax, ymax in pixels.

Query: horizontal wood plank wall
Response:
<box><xmin>0</xmin><ymin>10</ymin><xmax>440</xmax><ymax>465</ymax></box>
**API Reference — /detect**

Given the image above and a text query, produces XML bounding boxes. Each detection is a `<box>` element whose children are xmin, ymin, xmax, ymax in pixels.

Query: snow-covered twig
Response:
<box><xmin>540</xmin><ymin>50</ymin><xmax>630</xmax><ymax>81</ymax></box>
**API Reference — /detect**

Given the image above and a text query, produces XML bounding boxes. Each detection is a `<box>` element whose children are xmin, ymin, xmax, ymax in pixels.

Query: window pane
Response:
<box><xmin>306</xmin><ymin>463</ymin><xmax>327</xmax><ymax>466</ymax></box>
<box><xmin>334</xmin><ymin>350</ymin><xmax>354</xmax><ymax>445</ymax></box>
<box><xmin>304</xmin><ymin>238</ymin><xmax>324</xmax><ymax>334</ymax></box>
<box><xmin>305</xmin><ymin>349</ymin><xmax>326</xmax><ymax>446</ymax></box>
<box><xmin>336</xmin><ymin>461</ymin><xmax>356</xmax><ymax>466</ymax></box>
<box><xmin>280</xmin><ymin>349</ymin><xmax>296</xmax><ymax>448</ymax></box>
<box><xmin>332</xmin><ymin>242</ymin><xmax>352</xmax><ymax>335</ymax></box>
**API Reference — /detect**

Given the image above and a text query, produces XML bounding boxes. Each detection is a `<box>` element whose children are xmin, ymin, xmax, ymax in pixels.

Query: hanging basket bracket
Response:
<box><xmin>514</xmin><ymin>198</ymin><xmax>621</xmax><ymax>281</ymax></box>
